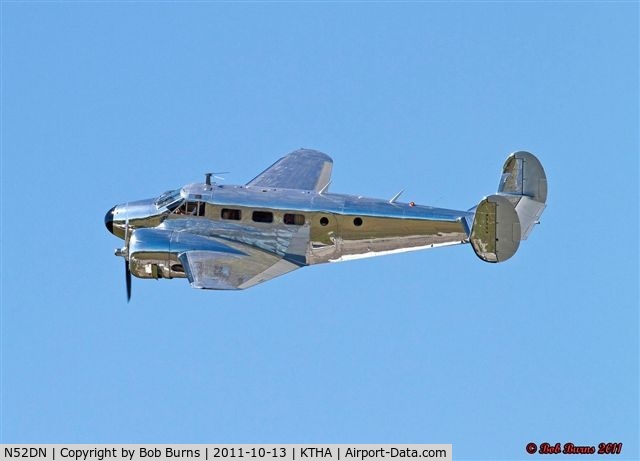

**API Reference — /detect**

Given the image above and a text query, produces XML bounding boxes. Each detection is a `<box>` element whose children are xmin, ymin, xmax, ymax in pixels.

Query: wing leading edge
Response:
<box><xmin>246</xmin><ymin>148</ymin><xmax>333</xmax><ymax>192</ymax></box>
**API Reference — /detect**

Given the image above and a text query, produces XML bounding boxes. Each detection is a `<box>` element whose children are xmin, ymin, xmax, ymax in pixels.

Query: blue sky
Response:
<box><xmin>1</xmin><ymin>2</ymin><xmax>638</xmax><ymax>460</ymax></box>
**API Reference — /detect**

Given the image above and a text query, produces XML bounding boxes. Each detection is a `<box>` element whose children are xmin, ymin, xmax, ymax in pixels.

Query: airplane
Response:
<box><xmin>105</xmin><ymin>149</ymin><xmax>547</xmax><ymax>300</ymax></box>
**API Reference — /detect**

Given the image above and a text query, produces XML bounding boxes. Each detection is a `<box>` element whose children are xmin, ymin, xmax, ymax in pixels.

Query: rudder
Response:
<box><xmin>497</xmin><ymin>151</ymin><xmax>547</xmax><ymax>240</ymax></box>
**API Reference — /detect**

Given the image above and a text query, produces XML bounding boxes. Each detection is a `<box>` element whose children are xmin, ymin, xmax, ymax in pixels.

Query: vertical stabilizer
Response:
<box><xmin>497</xmin><ymin>151</ymin><xmax>547</xmax><ymax>240</ymax></box>
<box><xmin>470</xmin><ymin>195</ymin><xmax>521</xmax><ymax>263</ymax></box>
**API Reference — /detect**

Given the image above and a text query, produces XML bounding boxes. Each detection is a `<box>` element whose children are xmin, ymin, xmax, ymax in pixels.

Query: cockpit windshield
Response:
<box><xmin>154</xmin><ymin>189</ymin><xmax>182</xmax><ymax>209</ymax></box>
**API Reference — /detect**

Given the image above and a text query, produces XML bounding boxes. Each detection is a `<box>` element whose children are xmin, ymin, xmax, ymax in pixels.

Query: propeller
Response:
<box><xmin>125</xmin><ymin>259</ymin><xmax>132</xmax><ymax>302</ymax></box>
<box><xmin>115</xmin><ymin>217</ymin><xmax>133</xmax><ymax>302</ymax></box>
<box><xmin>124</xmin><ymin>217</ymin><xmax>132</xmax><ymax>302</ymax></box>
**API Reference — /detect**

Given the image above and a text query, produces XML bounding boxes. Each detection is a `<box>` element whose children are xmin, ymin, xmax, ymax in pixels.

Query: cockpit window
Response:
<box><xmin>155</xmin><ymin>190</ymin><xmax>181</xmax><ymax>209</ymax></box>
<box><xmin>174</xmin><ymin>201</ymin><xmax>205</xmax><ymax>217</ymax></box>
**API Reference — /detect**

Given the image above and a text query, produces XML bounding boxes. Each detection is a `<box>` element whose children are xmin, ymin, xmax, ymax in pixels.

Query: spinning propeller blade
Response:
<box><xmin>125</xmin><ymin>259</ymin><xmax>132</xmax><ymax>302</ymax></box>
<box><xmin>124</xmin><ymin>218</ymin><xmax>132</xmax><ymax>302</ymax></box>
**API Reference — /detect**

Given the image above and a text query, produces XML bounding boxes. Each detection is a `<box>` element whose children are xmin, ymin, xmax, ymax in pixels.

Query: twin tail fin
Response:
<box><xmin>470</xmin><ymin>151</ymin><xmax>547</xmax><ymax>263</ymax></box>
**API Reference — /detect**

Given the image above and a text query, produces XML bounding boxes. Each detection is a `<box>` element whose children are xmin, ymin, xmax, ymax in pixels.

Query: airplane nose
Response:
<box><xmin>105</xmin><ymin>206</ymin><xmax>116</xmax><ymax>234</ymax></box>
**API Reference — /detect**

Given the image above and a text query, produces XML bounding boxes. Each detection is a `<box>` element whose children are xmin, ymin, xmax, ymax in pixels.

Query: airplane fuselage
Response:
<box><xmin>107</xmin><ymin>183</ymin><xmax>472</xmax><ymax>281</ymax></box>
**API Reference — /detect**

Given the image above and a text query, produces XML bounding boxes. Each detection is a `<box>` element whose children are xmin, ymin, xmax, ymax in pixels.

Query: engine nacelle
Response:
<box><xmin>128</xmin><ymin>228</ymin><xmax>241</xmax><ymax>279</ymax></box>
<box><xmin>128</xmin><ymin>229</ymin><xmax>185</xmax><ymax>279</ymax></box>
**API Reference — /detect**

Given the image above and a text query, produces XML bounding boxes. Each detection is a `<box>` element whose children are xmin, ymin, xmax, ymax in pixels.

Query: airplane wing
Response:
<box><xmin>246</xmin><ymin>148</ymin><xmax>333</xmax><ymax>192</ymax></box>
<box><xmin>178</xmin><ymin>244</ymin><xmax>302</xmax><ymax>290</ymax></box>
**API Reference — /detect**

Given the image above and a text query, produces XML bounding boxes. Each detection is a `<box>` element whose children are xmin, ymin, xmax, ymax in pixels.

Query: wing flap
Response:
<box><xmin>246</xmin><ymin>149</ymin><xmax>333</xmax><ymax>192</ymax></box>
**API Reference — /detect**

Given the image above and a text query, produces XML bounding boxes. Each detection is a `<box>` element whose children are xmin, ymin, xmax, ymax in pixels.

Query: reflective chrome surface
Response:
<box><xmin>105</xmin><ymin>148</ymin><xmax>548</xmax><ymax>292</ymax></box>
<box><xmin>105</xmin><ymin>198</ymin><xmax>170</xmax><ymax>239</ymax></box>
<box><xmin>247</xmin><ymin>148</ymin><xmax>333</xmax><ymax>192</ymax></box>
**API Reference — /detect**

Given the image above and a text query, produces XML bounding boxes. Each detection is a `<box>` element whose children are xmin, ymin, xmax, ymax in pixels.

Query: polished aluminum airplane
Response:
<box><xmin>105</xmin><ymin>149</ymin><xmax>547</xmax><ymax>300</ymax></box>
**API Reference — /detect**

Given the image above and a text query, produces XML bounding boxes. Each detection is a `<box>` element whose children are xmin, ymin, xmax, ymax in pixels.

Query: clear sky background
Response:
<box><xmin>1</xmin><ymin>2</ymin><xmax>638</xmax><ymax>460</ymax></box>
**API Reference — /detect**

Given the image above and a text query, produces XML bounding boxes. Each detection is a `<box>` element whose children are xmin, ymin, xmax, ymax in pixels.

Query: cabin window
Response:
<box><xmin>353</xmin><ymin>217</ymin><xmax>363</xmax><ymax>226</ymax></box>
<box><xmin>320</xmin><ymin>217</ymin><xmax>329</xmax><ymax>226</ymax></box>
<box><xmin>196</xmin><ymin>202</ymin><xmax>205</xmax><ymax>217</ymax></box>
<box><xmin>284</xmin><ymin>213</ymin><xmax>305</xmax><ymax>225</ymax></box>
<box><xmin>252</xmin><ymin>211</ymin><xmax>273</xmax><ymax>223</ymax></box>
<box><xmin>221</xmin><ymin>208</ymin><xmax>241</xmax><ymax>220</ymax></box>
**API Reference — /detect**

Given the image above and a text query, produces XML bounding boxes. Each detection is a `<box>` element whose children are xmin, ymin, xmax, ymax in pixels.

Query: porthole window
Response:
<box><xmin>171</xmin><ymin>264</ymin><xmax>185</xmax><ymax>273</ymax></box>
<box><xmin>320</xmin><ymin>217</ymin><xmax>329</xmax><ymax>226</ymax></box>
<box><xmin>284</xmin><ymin>213</ymin><xmax>305</xmax><ymax>225</ymax></box>
<box><xmin>252</xmin><ymin>211</ymin><xmax>273</xmax><ymax>223</ymax></box>
<box><xmin>353</xmin><ymin>217</ymin><xmax>363</xmax><ymax>227</ymax></box>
